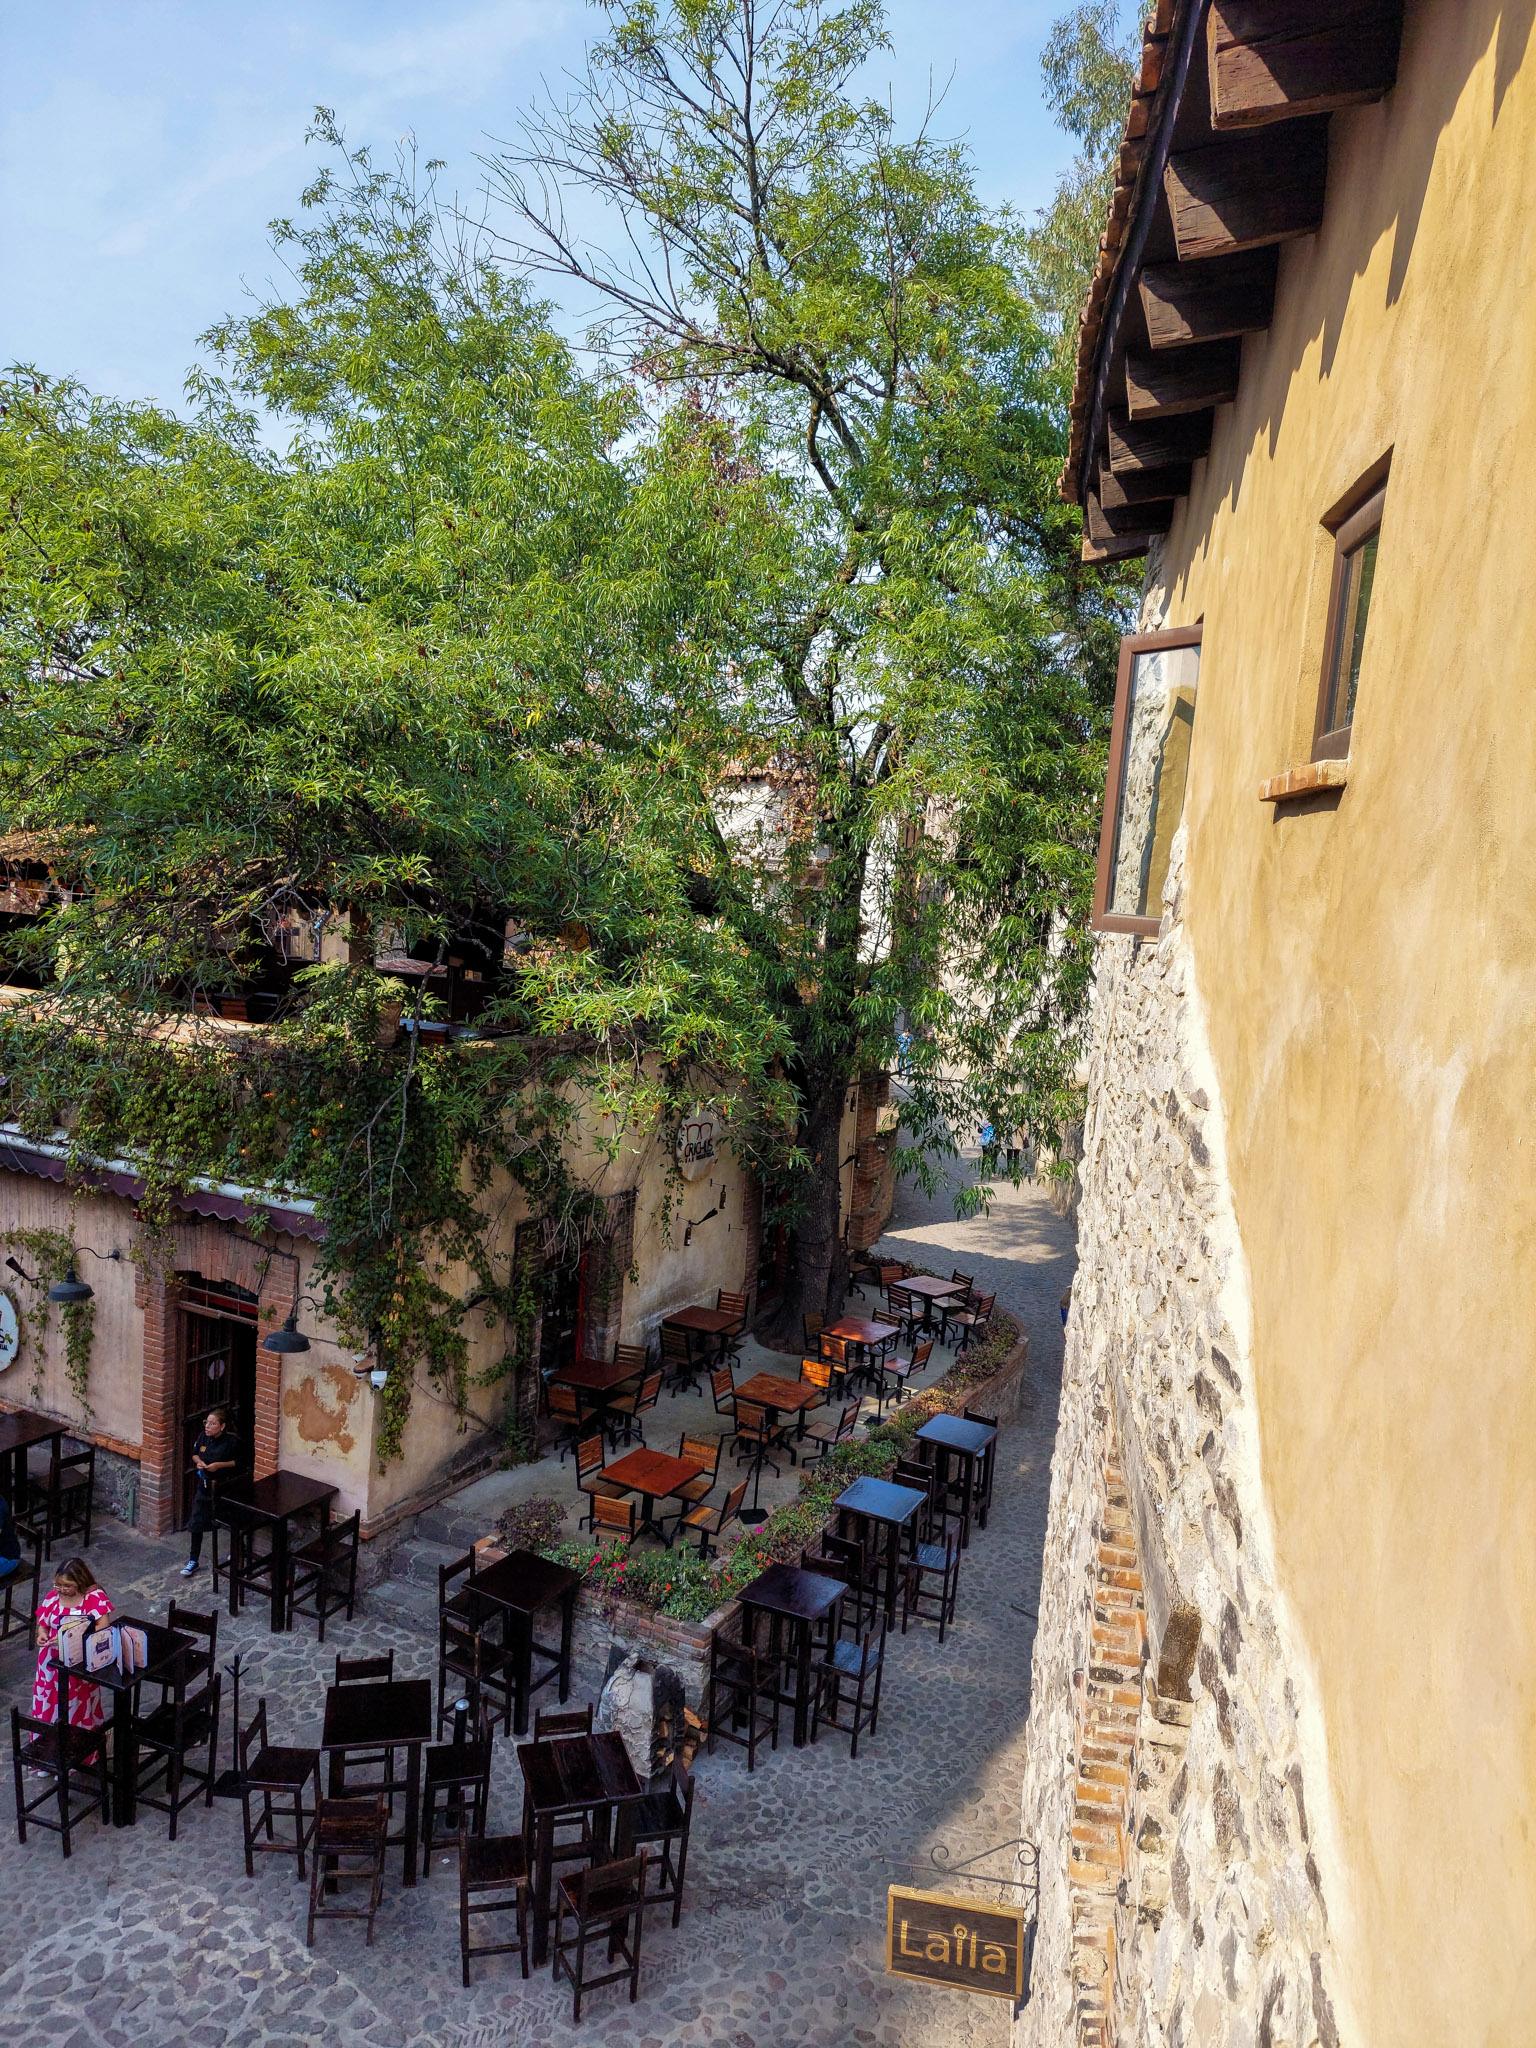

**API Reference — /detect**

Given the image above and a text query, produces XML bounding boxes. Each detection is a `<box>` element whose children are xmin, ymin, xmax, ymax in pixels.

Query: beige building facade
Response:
<box><xmin>1020</xmin><ymin>5</ymin><xmax>1536</xmax><ymax>2045</ymax></box>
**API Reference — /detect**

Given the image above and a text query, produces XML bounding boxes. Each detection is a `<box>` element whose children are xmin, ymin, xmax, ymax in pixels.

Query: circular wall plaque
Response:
<box><xmin>675</xmin><ymin>1109</ymin><xmax>718</xmax><ymax>1184</ymax></box>
<box><xmin>0</xmin><ymin>1290</ymin><xmax>19</xmax><ymax>1372</ymax></box>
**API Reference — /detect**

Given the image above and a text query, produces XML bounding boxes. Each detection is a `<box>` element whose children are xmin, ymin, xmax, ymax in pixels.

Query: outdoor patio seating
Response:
<box><xmin>709</xmin><ymin>1363</ymin><xmax>736</xmax><ymax>1414</ymax></box>
<box><xmin>547</xmin><ymin>1381</ymin><xmax>588</xmax><ymax>1461</ymax></box>
<box><xmin>679</xmin><ymin>1475</ymin><xmax>747</xmax><ymax>1557</ymax></box>
<box><xmin>238</xmin><ymin>1697</ymin><xmax>320</xmax><ymax>1879</ymax></box>
<box><xmin>30</xmin><ymin>1443</ymin><xmax>95</xmax><ymax>1558</ymax></box>
<box><xmin>437</xmin><ymin>1609</ymin><xmax>517</xmax><ymax>1738</ymax></box>
<box><xmin>706</xmin><ymin>1632</ymin><xmax>780</xmax><ymax>1771</ymax></box>
<box><xmin>617</xmin><ymin>1758</ymin><xmax>694</xmax><ymax>1928</ymax></box>
<box><xmin>9</xmin><ymin>1705</ymin><xmax>110</xmax><ymax>1856</ymax></box>
<box><xmin>575</xmin><ymin>1434</ymin><xmax>627</xmax><ymax>1530</ymax></box>
<box><xmin>438</xmin><ymin>1548</ymin><xmax>481</xmax><ymax>1622</ymax></box>
<box><xmin>800</xmin><ymin>1398</ymin><xmax>859</xmax><ymax>1464</ymax></box>
<box><xmin>459</xmin><ymin>1827</ymin><xmax>530</xmax><ymax>1985</ymax></box>
<box><xmin>903</xmin><ymin>1527</ymin><xmax>962</xmax><ymax>1644</ymax></box>
<box><xmin>660</xmin><ymin>1324</ymin><xmax>704</xmax><ymax>1393</ymax></box>
<box><xmin>157</xmin><ymin>1599</ymin><xmax>218</xmax><ymax>1696</ymax></box>
<box><xmin>0</xmin><ymin>1516</ymin><xmax>43</xmax><ymax>1643</ymax></box>
<box><xmin>876</xmin><ymin>1337</ymin><xmax>932</xmax><ymax>1412</ymax></box>
<box><xmin>287</xmin><ymin>1509</ymin><xmax>361</xmax><ymax>1641</ymax></box>
<box><xmin>305</xmin><ymin>1794</ymin><xmax>389</xmax><ymax>1947</ymax></box>
<box><xmin>811</xmin><ymin>1619</ymin><xmax>887</xmax><ymax>1757</ymax></box>
<box><xmin>132</xmin><ymin>1662</ymin><xmax>222</xmax><ymax>1840</ymax></box>
<box><xmin>590</xmin><ymin>1494</ymin><xmax>638</xmax><ymax>1548</ymax></box>
<box><xmin>420</xmin><ymin>1704</ymin><xmax>495</xmax><ymax>1875</ymax></box>
<box><xmin>605</xmin><ymin>1370</ymin><xmax>663</xmax><ymax>1447</ymax></box>
<box><xmin>946</xmin><ymin>1289</ymin><xmax>996</xmax><ymax>1354</ymax></box>
<box><xmin>552</xmin><ymin>1852</ymin><xmax>649</xmax><ymax>2022</ymax></box>
<box><xmin>332</xmin><ymin>1651</ymin><xmax>399</xmax><ymax>1795</ymax></box>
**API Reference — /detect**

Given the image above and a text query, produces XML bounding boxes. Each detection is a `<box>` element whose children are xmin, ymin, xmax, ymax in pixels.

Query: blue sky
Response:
<box><xmin>1</xmin><ymin>1</ymin><xmax>1092</xmax><ymax>410</ymax></box>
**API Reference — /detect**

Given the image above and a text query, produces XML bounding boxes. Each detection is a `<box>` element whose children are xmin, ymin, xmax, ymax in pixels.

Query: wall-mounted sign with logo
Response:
<box><xmin>675</xmin><ymin>1109</ymin><xmax>718</xmax><ymax>1184</ymax></box>
<box><xmin>0</xmin><ymin>1290</ymin><xmax>18</xmax><ymax>1371</ymax></box>
<box><xmin>885</xmin><ymin>1887</ymin><xmax>1026</xmax><ymax>2001</ymax></box>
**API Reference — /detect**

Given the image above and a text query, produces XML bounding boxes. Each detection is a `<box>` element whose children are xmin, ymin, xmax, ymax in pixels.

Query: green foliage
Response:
<box><xmin>0</xmin><ymin>1226</ymin><xmax>96</xmax><ymax>1414</ymax></box>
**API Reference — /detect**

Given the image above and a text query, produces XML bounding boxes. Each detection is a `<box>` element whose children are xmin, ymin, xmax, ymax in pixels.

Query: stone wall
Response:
<box><xmin>1014</xmin><ymin>820</ymin><xmax>1348</xmax><ymax>2047</ymax></box>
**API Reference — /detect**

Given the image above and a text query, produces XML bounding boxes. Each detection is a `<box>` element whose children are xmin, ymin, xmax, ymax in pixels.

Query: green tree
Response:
<box><xmin>490</xmin><ymin>0</ymin><xmax>1124</xmax><ymax>1333</ymax></box>
<box><xmin>0</xmin><ymin>126</ymin><xmax>797</xmax><ymax>1450</ymax></box>
<box><xmin>1025</xmin><ymin>2</ymin><xmax>1140</xmax><ymax>394</ymax></box>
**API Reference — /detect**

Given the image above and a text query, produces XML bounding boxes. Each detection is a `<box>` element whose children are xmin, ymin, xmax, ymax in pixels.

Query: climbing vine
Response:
<box><xmin>0</xmin><ymin>1225</ymin><xmax>97</xmax><ymax>1416</ymax></box>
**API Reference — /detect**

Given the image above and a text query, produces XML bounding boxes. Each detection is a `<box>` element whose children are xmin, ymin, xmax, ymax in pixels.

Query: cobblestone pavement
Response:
<box><xmin>0</xmin><ymin>1164</ymin><xmax>1072</xmax><ymax>2048</ymax></box>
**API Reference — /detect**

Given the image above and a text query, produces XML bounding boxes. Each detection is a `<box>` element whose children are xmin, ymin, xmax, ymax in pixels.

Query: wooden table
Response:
<box><xmin>662</xmin><ymin>1305</ymin><xmax>737</xmax><ymax>1368</ymax></box>
<box><xmin>552</xmin><ymin>1356</ymin><xmax>642</xmax><ymax>1395</ymax></box>
<box><xmin>892</xmin><ymin>1274</ymin><xmax>966</xmax><ymax>1334</ymax></box>
<box><xmin>518</xmin><ymin>1730</ymin><xmax>641</xmax><ymax>1963</ymax></box>
<box><xmin>824</xmin><ymin>1314</ymin><xmax>899</xmax><ymax>1374</ymax></box>
<box><xmin>601</xmin><ymin>1447</ymin><xmax>708</xmax><ymax>1545</ymax></box>
<box><xmin>462</xmin><ymin>1549</ymin><xmax>580</xmax><ymax>1733</ymax></box>
<box><xmin>56</xmin><ymin>1615</ymin><xmax>196</xmax><ymax>1829</ymax></box>
<box><xmin>734</xmin><ymin>1371</ymin><xmax>821</xmax><ymax>1438</ymax></box>
<box><xmin>216</xmin><ymin>1470</ymin><xmax>338</xmax><ymax>1632</ymax></box>
<box><xmin>320</xmin><ymin>1676</ymin><xmax>433</xmax><ymax>1886</ymax></box>
<box><xmin>916</xmin><ymin>1412</ymin><xmax>998</xmax><ymax>1542</ymax></box>
<box><xmin>834</xmin><ymin>1475</ymin><xmax>928</xmax><ymax>1625</ymax></box>
<box><xmin>739</xmin><ymin>1563</ymin><xmax>846</xmax><ymax>1748</ymax></box>
<box><xmin>0</xmin><ymin>1406</ymin><xmax>64</xmax><ymax>1517</ymax></box>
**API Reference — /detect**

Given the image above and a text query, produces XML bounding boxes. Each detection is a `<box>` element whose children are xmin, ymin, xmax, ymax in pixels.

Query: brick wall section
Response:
<box><xmin>1065</xmin><ymin>1441</ymin><xmax>1148</xmax><ymax>2048</ymax></box>
<box><xmin>847</xmin><ymin>1071</ymin><xmax>897</xmax><ymax>1251</ymax></box>
<box><xmin>135</xmin><ymin>1256</ymin><xmax>180</xmax><ymax>1537</ymax></box>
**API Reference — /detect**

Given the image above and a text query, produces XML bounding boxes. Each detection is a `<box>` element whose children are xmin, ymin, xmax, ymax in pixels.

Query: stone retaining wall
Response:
<box><xmin>1013</xmin><ymin>826</ymin><xmax>1346</xmax><ymax>2048</ymax></box>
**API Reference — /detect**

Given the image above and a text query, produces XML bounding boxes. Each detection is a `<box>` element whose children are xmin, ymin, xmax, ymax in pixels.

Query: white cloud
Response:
<box><xmin>332</xmin><ymin>0</ymin><xmax>572</xmax><ymax>107</ymax></box>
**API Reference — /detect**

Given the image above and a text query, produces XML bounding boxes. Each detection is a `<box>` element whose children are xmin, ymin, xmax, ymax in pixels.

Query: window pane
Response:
<box><xmin>1106</xmin><ymin>640</ymin><xmax>1200</xmax><ymax>921</ymax></box>
<box><xmin>1325</xmin><ymin>527</ymin><xmax>1379</xmax><ymax>735</ymax></box>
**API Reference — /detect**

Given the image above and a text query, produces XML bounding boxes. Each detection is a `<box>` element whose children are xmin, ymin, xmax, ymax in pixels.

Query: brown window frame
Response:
<box><xmin>1313</xmin><ymin>458</ymin><xmax>1390</xmax><ymax>761</ymax></box>
<box><xmin>1092</xmin><ymin>623</ymin><xmax>1203</xmax><ymax>938</ymax></box>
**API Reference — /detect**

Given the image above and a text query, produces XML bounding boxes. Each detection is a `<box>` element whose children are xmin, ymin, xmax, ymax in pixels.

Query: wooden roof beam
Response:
<box><xmin>1107</xmin><ymin>407</ymin><xmax>1213</xmax><ymax>475</ymax></box>
<box><xmin>1081</xmin><ymin>529</ymin><xmax>1153</xmax><ymax>565</ymax></box>
<box><xmin>1164</xmin><ymin>119</ymin><xmax>1329</xmax><ymax>261</ymax></box>
<box><xmin>1139</xmin><ymin>246</ymin><xmax>1279</xmax><ymax>350</ymax></box>
<box><xmin>1208</xmin><ymin>1</ymin><xmax>1404</xmax><ymax>131</ymax></box>
<box><xmin>1097</xmin><ymin>463</ymin><xmax>1190</xmax><ymax>513</ymax></box>
<box><xmin>1126</xmin><ymin>339</ymin><xmax>1242</xmax><ymax>419</ymax></box>
<box><xmin>1085</xmin><ymin>490</ymin><xmax>1170</xmax><ymax>547</ymax></box>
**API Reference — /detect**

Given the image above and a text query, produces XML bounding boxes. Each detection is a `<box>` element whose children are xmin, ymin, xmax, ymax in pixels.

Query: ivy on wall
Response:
<box><xmin>0</xmin><ymin>1224</ymin><xmax>97</xmax><ymax>1416</ymax></box>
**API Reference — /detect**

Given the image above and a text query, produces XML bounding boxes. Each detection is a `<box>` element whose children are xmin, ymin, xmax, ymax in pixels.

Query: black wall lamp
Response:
<box><xmin>263</xmin><ymin>1294</ymin><xmax>323</xmax><ymax>1355</ymax></box>
<box><xmin>6</xmin><ymin>1245</ymin><xmax>122</xmax><ymax>1304</ymax></box>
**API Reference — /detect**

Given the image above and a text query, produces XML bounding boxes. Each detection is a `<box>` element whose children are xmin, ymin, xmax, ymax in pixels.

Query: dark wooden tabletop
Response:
<box><xmin>835</xmin><ymin>1474</ymin><xmax>928</xmax><ymax>1527</ymax></box>
<box><xmin>470</xmin><ymin>1548</ymin><xmax>581</xmax><ymax>1613</ymax></box>
<box><xmin>602</xmin><ymin>1448</ymin><xmax>708</xmax><ymax>1499</ymax></box>
<box><xmin>518</xmin><ymin>1729</ymin><xmax>640</xmax><ymax>1816</ymax></box>
<box><xmin>552</xmin><ymin>1356</ymin><xmax>642</xmax><ymax>1393</ymax></box>
<box><xmin>220</xmin><ymin>1470</ymin><xmax>339</xmax><ymax>1523</ymax></box>
<box><xmin>321</xmin><ymin>1677</ymin><xmax>433</xmax><ymax>1751</ymax></box>
<box><xmin>893</xmin><ymin>1275</ymin><xmax>967</xmax><ymax>1300</ymax></box>
<box><xmin>916</xmin><ymin>1414</ymin><xmax>997</xmax><ymax>1456</ymax></box>
<box><xmin>59</xmin><ymin>1615</ymin><xmax>196</xmax><ymax>1695</ymax></box>
<box><xmin>739</xmin><ymin>1562</ymin><xmax>846</xmax><ymax>1624</ymax></box>
<box><xmin>0</xmin><ymin>1407</ymin><xmax>65</xmax><ymax>1456</ymax></box>
<box><xmin>734</xmin><ymin>1372</ymin><xmax>821</xmax><ymax>1413</ymax></box>
<box><xmin>663</xmin><ymin>1305</ymin><xmax>738</xmax><ymax>1336</ymax></box>
<box><xmin>825</xmin><ymin>1315</ymin><xmax>899</xmax><ymax>1344</ymax></box>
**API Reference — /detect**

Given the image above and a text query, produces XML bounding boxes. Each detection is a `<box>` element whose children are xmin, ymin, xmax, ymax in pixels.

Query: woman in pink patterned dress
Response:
<box><xmin>31</xmin><ymin>1556</ymin><xmax>114</xmax><ymax>1733</ymax></box>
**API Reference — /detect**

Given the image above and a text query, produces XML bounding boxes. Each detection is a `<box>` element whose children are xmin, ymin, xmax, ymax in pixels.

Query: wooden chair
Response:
<box><xmin>575</xmin><ymin>1435</ymin><xmax>626</xmax><ymax>1531</ymax></box>
<box><xmin>547</xmin><ymin>1381</ymin><xmax>586</xmax><ymax>1462</ymax></box>
<box><xmin>305</xmin><ymin>1795</ymin><xmax>389</xmax><ymax>1948</ymax></box>
<box><xmin>893</xmin><ymin>1455</ymin><xmax>938</xmax><ymax>1530</ymax></box>
<box><xmin>801</xmin><ymin>1311</ymin><xmax>824</xmax><ymax>1354</ymax></box>
<box><xmin>420</xmin><ymin>1707</ymin><xmax>495</xmax><ymax>1875</ymax></box>
<box><xmin>883</xmin><ymin>1282</ymin><xmax>921</xmax><ymax>1345</ymax></box>
<box><xmin>0</xmin><ymin>1516</ymin><xmax>43</xmax><ymax>1645</ymax></box>
<box><xmin>134</xmin><ymin>1664</ymin><xmax>222</xmax><ymax>1841</ymax></box>
<box><xmin>903</xmin><ymin>1528</ymin><xmax>962</xmax><ymax>1644</ymax></box>
<box><xmin>947</xmin><ymin>1290</ymin><xmax>996</xmax><ymax>1354</ymax></box>
<box><xmin>731</xmin><ymin>1400</ymin><xmax>788</xmax><ymax>1478</ymax></box>
<box><xmin>617</xmin><ymin>1760</ymin><xmax>694</xmax><ymax>1929</ymax></box>
<box><xmin>154</xmin><ymin>1599</ymin><xmax>219</xmax><ymax>1708</ymax></box>
<box><xmin>553</xmin><ymin>1852</ymin><xmax>649</xmax><ymax>2023</ymax></box>
<box><xmin>591</xmin><ymin>1494</ymin><xmax>638</xmax><ymax>1549</ymax></box>
<box><xmin>438</xmin><ymin>1609</ymin><xmax>516</xmax><ymax>1739</ymax></box>
<box><xmin>878</xmin><ymin>1335</ymin><xmax>933</xmax><ymax>1412</ymax></box>
<box><xmin>287</xmin><ymin>1510</ymin><xmax>361</xmax><ymax>1642</ymax></box>
<box><xmin>32</xmin><ymin>1444</ymin><xmax>95</xmax><ymax>1558</ymax></box>
<box><xmin>716</xmin><ymin>1288</ymin><xmax>750</xmax><ymax>1358</ymax></box>
<box><xmin>798</xmin><ymin>1355</ymin><xmax>837</xmax><ymax>1406</ymax></box>
<box><xmin>801</xmin><ymin>1400</ymin><xmax>860</xmax><ymax>1466</ymax></box>
<box><xmin>238</xmin><ymin>1698</ymin><xmax>320</xmax><ymax>1879</ymax></box>
<box><xmin>818</xmin><ymin>1331</ymin><xmax>852</xmax><ymax>1369</ymax></box>
<box><xmin>10</xmin><ymin>1705</ymin><xmax>110</xmax><ymax>1856</ymax></box>
<box><xmin>706</xmin><ymin>1631</ymin><xmax>780</xmax><ymax>1770</ymax></box>
<box><xmin>660</xmin><ymin>1324</ymin><xmax>703</xmax><ymax>1394</ymax></box>
<box><xmin>666</xmin><ymin>1432</ymin><xmax>722</xmax><ymax>1539</ymax></box>
<box><xmin>812</xmin><ymin>1619</ymin><xmax>887</xmax><ymax>1758</ymax></box>
<box><xmin>937</xmin><ymin>1270</ymin><xmax>976</xmax><ymax>1344</ymax></box>
<box><xmin>818</xmin><ymin>1531</ymin><xmax>879</xmax><ymax>1634</ymax></box>
<box><xmin>613</xmin><ymin>1342</ymin><xmax>649</xmax><ymax>1379</ymax></box>
<box><xmin>534</xmin><ymin>1703</ymin><xmax>594</xmax><ymax>1740</ymax></box>
<box><xmin>438</xmin><ymin>1547</ymin><xmax>481</xmax><ymax>1624</ymax></box>
<box><xmin>710</xmin><ymin>1364</ymin><xmax>737</xmax><ymax>1415</ymax></box>
<box><xmin>606</xmin><ymin>1370</ymin><xmax>663</xmax><ymax>1448</ymax></box>
<box><xmin>459</xmin><ymin>1828</ymin><xmax>530</xmax><ymax>1985</ymax></box>
<box><xmin>332</xmin><ymin>1651</ymin><xmax>398</xmax><ymax>1796</ymax></box>
<box><xmin>680</xmin><ymin>1476</ymin><xmax>748</xmax><ymax>1559</ymax></box>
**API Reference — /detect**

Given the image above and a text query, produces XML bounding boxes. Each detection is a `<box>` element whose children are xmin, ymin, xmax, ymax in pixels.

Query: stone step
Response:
<box><xmin>388</xmin><ymin>1534</ymin><xmax>465</xmax><ymax>1589</ymax></box>
<box><xmin>367</xmin><ymin>1571</ymin><xmax>442</xmax><ymax>1636</ymax></box>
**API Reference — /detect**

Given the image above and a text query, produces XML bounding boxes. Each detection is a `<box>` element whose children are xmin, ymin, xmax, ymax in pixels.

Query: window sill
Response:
<box><xmin>1258</xmin><ymin>759</ymin><xmax>1350</xmax><ymax>804</ymax></box>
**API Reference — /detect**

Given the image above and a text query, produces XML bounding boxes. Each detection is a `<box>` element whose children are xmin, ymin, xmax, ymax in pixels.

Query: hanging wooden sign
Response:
<box><xmin>885</xmin><ymin>1886</ymin><xmax>1026</xmax><ymax>2000</ymax></box>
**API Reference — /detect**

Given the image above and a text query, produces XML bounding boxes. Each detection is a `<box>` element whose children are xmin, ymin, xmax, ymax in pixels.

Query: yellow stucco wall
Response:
<box><xmin>1151</xmin><ymin>4</ymin><xmax>1536</xmax><ymax>2041</ymax></box>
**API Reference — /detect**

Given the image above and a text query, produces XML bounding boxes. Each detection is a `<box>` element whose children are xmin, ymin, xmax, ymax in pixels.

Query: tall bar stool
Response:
<box><xmin>305</xmin><ymin>1795</ymin><xmax>389</xmax><ymax>1947</ymax></box>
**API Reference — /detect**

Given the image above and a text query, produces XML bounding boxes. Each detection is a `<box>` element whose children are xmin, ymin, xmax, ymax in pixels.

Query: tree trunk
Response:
<box><xmin>760</xmin><ymin>1059</ymin><xmax>849</xmax><ymax>1350</ymax></box>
